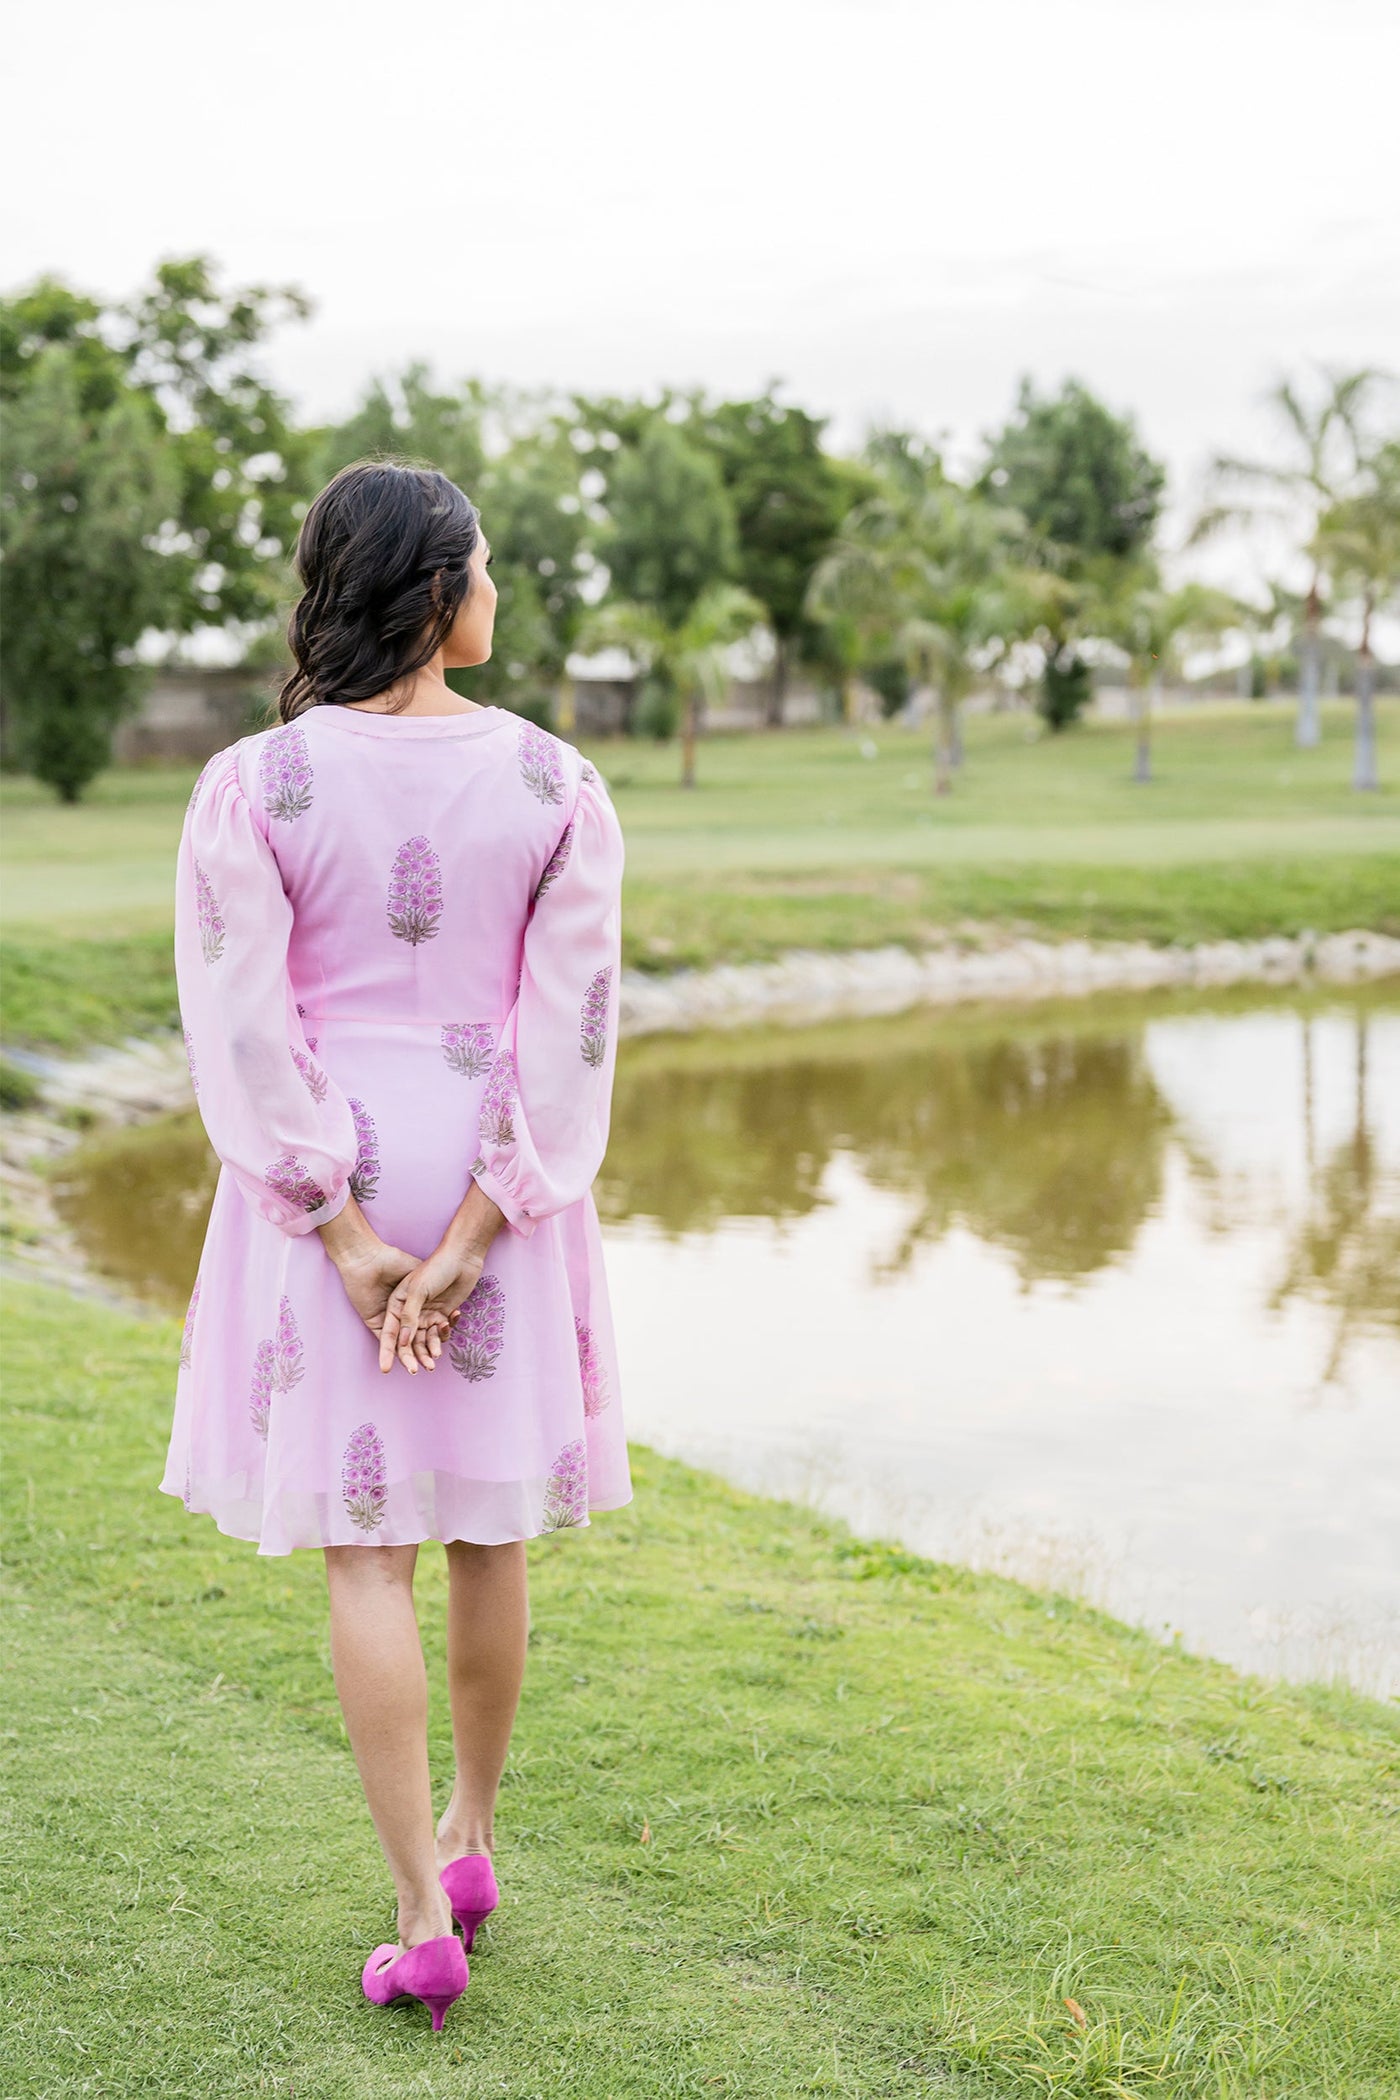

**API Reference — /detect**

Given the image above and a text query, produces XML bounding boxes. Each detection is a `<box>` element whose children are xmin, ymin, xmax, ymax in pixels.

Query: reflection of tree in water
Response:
<box><xmin>1272</xmin><ymin>1014</ymin><xmax>1400</xmax><ymax>1382</ymax></box>
<box><xmin>602</xmin><ymin>1028</ymin><xmax>1173</xmax><ymax>1287</ymax></box>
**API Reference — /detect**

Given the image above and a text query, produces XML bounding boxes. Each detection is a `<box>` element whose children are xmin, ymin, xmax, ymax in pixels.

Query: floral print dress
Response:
<box><xmin>160</xmin><ymin>704</ymin><xmax>629</xmax><ymax>1553</ymax></box>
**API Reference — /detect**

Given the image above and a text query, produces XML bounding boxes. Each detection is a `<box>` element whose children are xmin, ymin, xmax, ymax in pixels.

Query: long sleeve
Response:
<box><xmin>471</xmin><ymin>763</ymin><xmax>625</xmax><ymax>1239</ymax></box>
<box><xmin>174</xmin><ymin>742</ymin><xmax>358</xmax><ymax>1237</ymax></box>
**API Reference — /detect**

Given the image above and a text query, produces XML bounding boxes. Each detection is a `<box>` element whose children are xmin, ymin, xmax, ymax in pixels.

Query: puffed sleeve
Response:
<box><xmin>470</xmin><ymin>762</ymin><xmax>625</xmax><ymax>1238</ymax></box>
<box><xmin>174</xmin><ymin>742</ymin><xmax>358</xmax><ymax>1236</ymax></box>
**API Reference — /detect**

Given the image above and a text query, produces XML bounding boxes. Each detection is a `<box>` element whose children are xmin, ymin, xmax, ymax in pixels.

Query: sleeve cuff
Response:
<box><xmin>284</xmin><ymin>1180</ymin><xmax>352</xmax><ymax>1237</ymax></box>
<box><xmin>471</xmin><ymin>1165</ymin><xmax>539</xmax><ymax>1240</ymax></box>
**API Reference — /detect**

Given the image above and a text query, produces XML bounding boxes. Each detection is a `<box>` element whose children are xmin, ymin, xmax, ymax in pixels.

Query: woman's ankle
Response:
<box><xmin>398</xmin><ymin>1892</ymin><xmax>454</xmax><ymax>1948</ymax></box>
<box><xmin>436</xmin><ymin>1807</ymin><xmax>493</xmax><ymax>1859</ymax></box>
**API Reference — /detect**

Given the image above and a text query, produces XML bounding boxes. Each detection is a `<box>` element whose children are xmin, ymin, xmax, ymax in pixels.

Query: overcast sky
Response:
<box><xmin>6</xmin><ymin>0</ymin><xmax>1398</xmax><ymax>581</ymax></box>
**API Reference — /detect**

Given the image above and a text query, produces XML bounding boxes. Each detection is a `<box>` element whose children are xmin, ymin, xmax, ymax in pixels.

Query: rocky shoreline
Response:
<box><xmin>4</xmin><ymin>927</ymin><xmax>1398</xmax><ymax>1308</ymax></box>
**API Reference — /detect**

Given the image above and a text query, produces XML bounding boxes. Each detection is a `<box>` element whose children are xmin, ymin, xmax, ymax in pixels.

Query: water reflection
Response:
<box><xmin>51</xmin><ymin>986</ymin><xmax>1400</xmax><ymax>1693</ymax></box>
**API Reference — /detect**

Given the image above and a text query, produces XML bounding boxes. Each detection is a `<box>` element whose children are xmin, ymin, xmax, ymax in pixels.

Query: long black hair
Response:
<box><xmin>278</xmin><ymin>460</ymin><xmax>480</xmax><ymax>722</ymax></box>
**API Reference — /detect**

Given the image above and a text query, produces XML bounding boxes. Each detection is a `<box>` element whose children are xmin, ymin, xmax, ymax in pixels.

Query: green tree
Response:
<box><xmin>116</xmin><ymin>257</ymin><xmax>315</xmax><ymax>630</ymax></box>
<box><xmin>1313</xmin><ymin>438</ymin><xmax>1400</xmax><ymax>792</ymax></box>
<box><xmin>686</xmin><ymin>392</ymin><xmax>855</xmax><ymax>724</ymax></box>
<box><xmin>1103</xmin><ymin>568</ymin><xmax>1240</xmax><ymax>784</ymax></box>
<box><xmin>982</xmin><ymin>378</ymin><xmax>1165</xmax><ymax>730</ymax></box>
<box><xmin>583</xmin><ymin>583</ymin><xmax>762</xmax><ymax>787</ymax></box>
<box><xmin>312</xmin><ymin>362</ymin><xmax>487</xmax><ymax>492</ymax></box>
<box><xmin>1</xmin><ymin>345</ymin><xmax>178</xmax><ymax>799</ymax></box>
<box><xmin>600</xmin><ymin>416</ymin><xmax>738</xmax><ymax>630</ymax></box>
<box><xmin>1195</xmin><ymin>366</ymin><xmax>1390</xmax><ymax>749</ymax></box>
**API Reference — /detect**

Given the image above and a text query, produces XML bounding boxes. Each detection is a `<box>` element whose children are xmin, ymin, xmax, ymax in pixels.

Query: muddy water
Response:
<box><xmin>53</xmin><ymin>986</ymin><xmax>1400</xmax><ymax>1695</ymax></box>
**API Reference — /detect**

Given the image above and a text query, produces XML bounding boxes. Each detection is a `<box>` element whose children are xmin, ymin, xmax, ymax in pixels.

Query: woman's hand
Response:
<box><xmin>317</xmin><ymin>1196</ymin><xmax>448</xmax><ymax>1371</ymax></box>
<box><xmin>378</xmin><ymin>1184</ymin><xmax>507</xmax><ymax>1375</ymax></box>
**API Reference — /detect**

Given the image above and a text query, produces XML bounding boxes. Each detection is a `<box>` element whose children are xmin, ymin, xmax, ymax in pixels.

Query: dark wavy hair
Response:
<box><xmin>278</xmin><ymin>460</ymin><xmax>480</xmax><ymax>722</ymax></box>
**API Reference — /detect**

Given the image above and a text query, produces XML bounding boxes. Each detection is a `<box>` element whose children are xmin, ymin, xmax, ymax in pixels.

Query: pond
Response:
<box><xmin>54</xmin><ymin>984</ymin><xmax>1400</xmax><ymax>1696</ymax></box>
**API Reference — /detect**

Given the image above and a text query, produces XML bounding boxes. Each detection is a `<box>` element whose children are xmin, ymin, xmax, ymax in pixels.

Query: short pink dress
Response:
<box><xmin>158</xmin><ymin>702</ymin><xmax>632</xmax><ymax>1554</ymax></box>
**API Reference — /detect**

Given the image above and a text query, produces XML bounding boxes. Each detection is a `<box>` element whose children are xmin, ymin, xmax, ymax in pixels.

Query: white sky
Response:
<box><xmin>6</xmin><ymin>0</ymin><xmax>1399</xmax><ymax>589</ymax></box>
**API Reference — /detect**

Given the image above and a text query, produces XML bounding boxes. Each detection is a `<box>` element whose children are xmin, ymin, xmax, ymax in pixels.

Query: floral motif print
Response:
<box><xmin>194</xmin><ymin>859</ymin><xmax>226</xmax><ymax>964</ymax></box>
<box><xmin>248</xmin><ymin>1297</ymin><xmax>304</xmax><ymax>1440</ymax></box>
<box><xmin>580</xmin><ymin>966</ymin><xmax>612</xmax><ymax>1068</ymax></box>
<box><xmin>264</xmin><ymin>1152</ymin><xmax>328</xmax><ymax>1213</ymax></box>
<box><xmin>183</xmin><ymin>1029</ymin><xmax>200</xmax><ymax>1100</ymax></box>
<box><xmin>274</xmin><ymin>1295</ymin><xmax>304</xmax><ymax>1394</ymax></box>
<box><xmin>542</xmin><ymin>1438</ymin><xmax>588</xmax><ymax>1530</ymax></box>
<box><xmin>386</xmin><ymin>835</ymin><xmax>443</xmax><ymax>945</ymax></box>
<box><xmin>182</xmin><ymin>1449</ymin><xmax>192</xmax><ymax>1510</ymax></box>
<box><xmin>249</xmin><ymin>1338</ymin><xmax>276</xmax><ymax>1440</ymax></box>
<box><xmin>291</xmin><ymin>1046</ymin><xmax>328</xmax><ymax>1102</ymax></box>
<box><xmin>448</xmin><ymin>1274</ymin><xmax>506</xmax><ymax>1383</ymax></box>
<box><xmin>259</xmin><ymin>723</ymin><xmax>314</xmax><ymax>822</ymax></box>
<box><xmin>342</xmin><ymin>1422</ymin><xmax>389</xmax><ymax>1533</ymax></box>
<box><xmin>479</xmin><ymin>1050</ymin><xmax>518</xmax><ymax>1147</ymax></box>
<box><xmin>575</xmin><ymin>1316</ymin><xmax>610</xmax><ymax>1418</ymax></box>
<box><xmin>295</xmin><ymin>1003</ymin><xmax>317</xmax><ymax>1054</ymax></box>
<box><xmin>441</xmin><ymin>1022</ymin><xmax>495</xmax><ymax>1078</ymax></box>
<box><xmin>179</xmin><ymin>1275</ymin><xmax>202</xmax><ymax>1368</ymax></box>
<box><xmin>580</xmin><ymin>760</ymin><xmax>598</xmax><ymax>785</ymax></box>
<box><xmin>348</xmin><ymin>1097</ymin><xmax>380</xmax><ymax>1204</ymax></box>
<box><xmin>533</xmin><ymin>821</ymin><xmax>574</xmax><ymax>901</ymax></box>
<box><xmin>518</xmin><ymin>723</ymin><xmax>564</xmax><ymax>806</ymax></box>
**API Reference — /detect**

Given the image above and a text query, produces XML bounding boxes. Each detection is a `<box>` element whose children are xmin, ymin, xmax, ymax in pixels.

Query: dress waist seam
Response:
<box><xmin>299</xmin><ymin>1012</ymin><xmax>510</xmax><ymax>1028</ymax></box>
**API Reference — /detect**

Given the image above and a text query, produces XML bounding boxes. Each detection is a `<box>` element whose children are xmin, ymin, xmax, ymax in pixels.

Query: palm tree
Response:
<box><xmin>805</xmin><ymin>496</ymin><xmax>909</xmax><ymax>724</ymax></box>
<box><xmin>1194</xmin><ymin>365</ymin><xmax>1390</xmax><ymax>748</ymax></box>
<box><xmin>1313</xmin><ymin>440</ymin><xmax>1400</xmax><ymax>792</ymax></box>
<box><xmin>582</xmin><ymin>583</ymin><xmax>764</xmax><ymax>788</ymax></box>
<box><xmin>1105</xmin><ymin>568</ymin><xmax>1240</xmax><ymax>783</ymax></box>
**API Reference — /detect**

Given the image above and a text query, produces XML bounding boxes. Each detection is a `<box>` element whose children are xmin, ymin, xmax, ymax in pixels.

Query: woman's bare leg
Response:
<box><xmin>435</xmin><ymin>1540</ymin><xmax>529</xmax><ymax>1865</ymax></box>
<box><xmin>324</xmin><ymin>1542</ymin><xmax>453</xmax><ymax>1951</ymax></box>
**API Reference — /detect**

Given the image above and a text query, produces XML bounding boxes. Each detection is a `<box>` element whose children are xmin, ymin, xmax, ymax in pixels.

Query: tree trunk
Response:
<box><xmin>765</xmin><ymin>637</ymin><xmax>787</xmax><ymax>729</ymax></box>
<box><xmin>933</xmin><ymin>691</ymin><xmax>954</xmax><ymax>796</ymax></box>
<box><xmin>1352</xmin><ymin>597</ymin><xmax>1378</xmax><ymax>791</ymax></box>
<box><xmin>841</xmin><ymin>668</ymin><xmax>857</xmax><ymax>726</ymax></box>
<box><xmin>680</xmin><ymin>692</ymin><xmax>698</xmax><ymax>789</ymax></box>
<box><xmin>1296</xmin><ymin>577</ymin><xmax>1322</xmax><ymax>748</ymax></box>
<box><xmin>948</xmin><ymin>697</ymin><xmax>964</xmax><ymax>770</ymax></box>
<box><xmin>1132</xmin><ymin>671</ymin><xmax>1158</xmax><ymax>783</ymax></box>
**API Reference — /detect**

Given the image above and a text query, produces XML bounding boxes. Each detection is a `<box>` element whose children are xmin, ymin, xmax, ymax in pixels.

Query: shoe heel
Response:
<box><xmin>423</xmin><ymin>1992</ymin><xmax>460</xmax><ymax>2033</ymax></box>
<box><xmin>453</xmin><ymin>1905</ymin><xmax>492</xmax><ymax>1952</ymax></box>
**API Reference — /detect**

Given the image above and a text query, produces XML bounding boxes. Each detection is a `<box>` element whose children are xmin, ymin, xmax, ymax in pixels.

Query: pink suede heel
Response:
<box><xmin>361</xmin><ymin>1932</ymin><xmax>468</xmax><ymax>2032</ymax></box>
<box><xmin>439</xmin><ymin>1852</ymin><xmax>499</xmax><ymax>1951</ymax></box>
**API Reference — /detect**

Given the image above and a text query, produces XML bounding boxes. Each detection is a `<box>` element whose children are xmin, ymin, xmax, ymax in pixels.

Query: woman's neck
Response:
<box><xmin>344</xmin><ymin>658</ymin><xmax>490</xmax><ymax>718</ymax></box>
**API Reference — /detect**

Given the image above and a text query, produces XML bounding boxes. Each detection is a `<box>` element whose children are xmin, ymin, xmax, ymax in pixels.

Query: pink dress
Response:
<box><xmin>158</xmin><ymin>702</ymin><xmax>631</xmax><ymax>1553</ymax></box>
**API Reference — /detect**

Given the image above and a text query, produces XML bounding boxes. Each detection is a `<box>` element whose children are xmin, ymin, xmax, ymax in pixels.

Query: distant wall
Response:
<box><xmin>113</xmin><ymin>670</ymin><xmax>276</xmax><ymax>764</ymax></box>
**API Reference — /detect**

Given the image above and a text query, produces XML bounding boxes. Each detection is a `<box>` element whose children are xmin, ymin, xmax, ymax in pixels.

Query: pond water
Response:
<box><xmin>55</xmin><ymin>986</ymin><xmax>1400</xmax><ymax>1696</ymax></box>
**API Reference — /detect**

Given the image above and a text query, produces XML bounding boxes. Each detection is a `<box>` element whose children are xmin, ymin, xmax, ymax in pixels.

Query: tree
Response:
<box><xmin>313</xmin><ymin>362</ymin><xmax>487</xmax><ymax>493</ymax></box>
<box><xmin>1</xmin><ymin>345</ymin><xmax>178</xmax><ymax>798</ymax></box>
<box><xmin>588</xmin><ymin>416</ymin><xmax>750</xmax><ymax>782</ymax></box>
<box><xmin>1313</xmin><ymin>439</ymin><xmax>1400</xmax><ymax>792</ymax></box>
<box><xmin>583</xmin><ymin>583</ymin><xmax>763</xmax><ymax>787</ymax></box>
<box><xmin>1</xmin><ymin>258</ymin><xmax>315</xmax><ymax>789</ymax></box>
<box><xmin>600</xmin><ymin>416</ymin><xmax>738</xmax><ymax>630</ymax></box>
<box><xmin>981</xmin><ymin>378</ymin><xmax>1165</xmax><ymax>730</ymax></box>
<box><xmin>686</xmin><ymin>392</ymin><xmax>856</xmax><ymax>724</ymax></box>
<box><xmin>1103</xmin><ymin>568</ymin><xmax>1239</xmax><ymax>783</ymax></box>
<box><xmin>1195</xmin><ymin>365</ymin><xmax>1390</xmax><ymax>748</ymax></box>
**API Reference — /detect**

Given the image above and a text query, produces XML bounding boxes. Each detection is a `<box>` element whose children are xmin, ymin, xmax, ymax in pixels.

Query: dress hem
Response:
<box><xmin>156</xmin><ymin>1477</ymin><xmax>634</xmax><ymax>1556</ymax></box>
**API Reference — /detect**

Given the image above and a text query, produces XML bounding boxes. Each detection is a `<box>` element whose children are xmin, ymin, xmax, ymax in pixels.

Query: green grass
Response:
<box><xmin>3</xmin><ymin>1279</ymin><xmax>1398</xmax><ymax>2097</ymax></box>
<box><xmin>2</xmin><ymin>702</ymin><xmax>1397</xmax><ymax>1047</ymax></box>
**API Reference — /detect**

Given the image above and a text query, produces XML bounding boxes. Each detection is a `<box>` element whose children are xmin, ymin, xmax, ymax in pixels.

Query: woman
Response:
<box><xmin>160</xmin><ymin>460</ymin><xmax>631</xmax><ymax>2033</ymax></box>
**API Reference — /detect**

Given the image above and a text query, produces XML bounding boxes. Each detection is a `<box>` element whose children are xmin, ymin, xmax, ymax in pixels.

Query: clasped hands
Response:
<box><xmin>317</xmin><ymin>1185</ymin><xmax>506</xmax><ymax>1376</ymax></box>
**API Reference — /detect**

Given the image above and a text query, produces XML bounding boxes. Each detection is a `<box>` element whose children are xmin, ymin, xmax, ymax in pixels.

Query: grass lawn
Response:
<box><xmin>3</xmin><ymin>1278</ymin><xmax>1398</xmax><ymax>2098</ymax></box>
<box><xmin>2</xmin><ymin>701</ymin><xmax>1397</xmax><ymax>1048</ymax></box>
